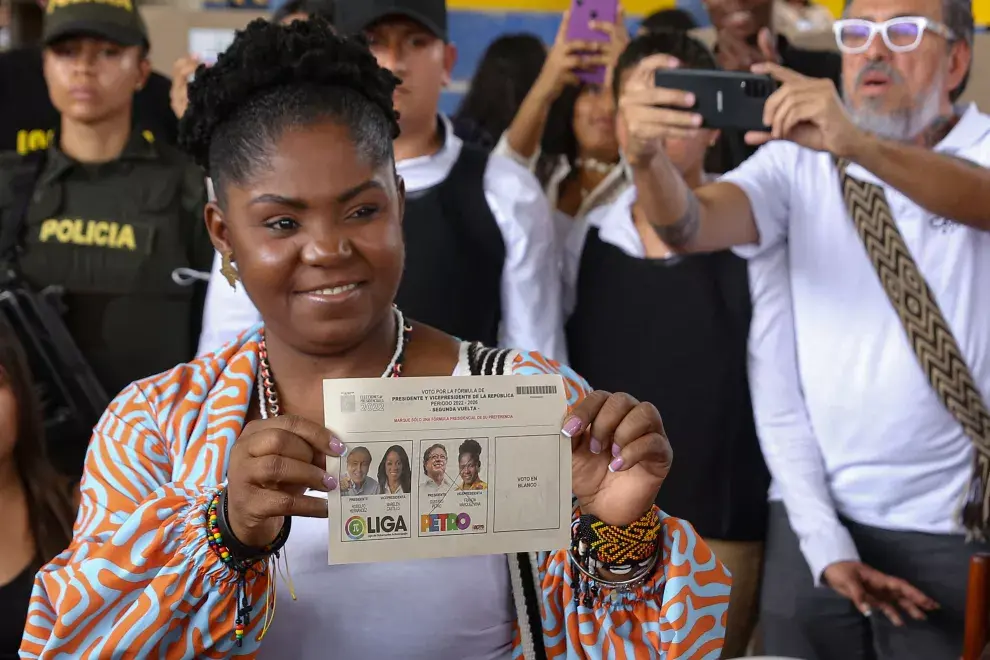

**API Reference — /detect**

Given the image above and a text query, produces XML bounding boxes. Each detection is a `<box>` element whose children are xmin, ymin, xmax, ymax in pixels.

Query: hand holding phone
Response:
<box><xmin>653</xmin><ymin>69</ymin><xmax>778</xmax><ymax>132</ymax></box>
<box><xmin>565</xmin><ymin>0</ymin><xmax>620</xmax><ymax>85</ymax></box>
<box><xmin>616</xmin><ymin>53</ymin><xmax>695</xmax><ymax>168</ymax></box>
<box><xmin>532</xmin><ymin>10</ymin><xmax>607</xmax><ymax>101</ymax></box>
<box><xmin>745</xmin><ymin>61</ymin><xmax>862</xmax><ymax>156</ymax></box>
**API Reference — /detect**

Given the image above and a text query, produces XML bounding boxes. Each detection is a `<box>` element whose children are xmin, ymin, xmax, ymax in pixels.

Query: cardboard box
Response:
<box><xmin>140</xmin><ymin>5</ymin><xmax>267</xmax><ymax>74</ymax></box>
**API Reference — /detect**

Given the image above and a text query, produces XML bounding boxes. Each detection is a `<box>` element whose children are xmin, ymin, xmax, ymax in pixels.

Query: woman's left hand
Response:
<box><xmin>564</xmin><ymin>391</ymin><xmax>672</xmax><ymax>527</ymax></box>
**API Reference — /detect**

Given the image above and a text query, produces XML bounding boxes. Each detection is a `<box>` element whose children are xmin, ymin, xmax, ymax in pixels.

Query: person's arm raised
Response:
<box><xmin>846</xmin><ymin>133</ymin><xmax>990</xmax><ymax>232</ymax></box>
<box><xmin>619</xmin><ymin>54</ymin><xmax>761</xmax><ymax>253</ymax></box>
<box><xmin>499</xmin><ymin>11</ymin><xmax>607</xmax><ymax>168</ymax></box>
<box><xmin>748</xmin><ymin>62</ymin><xmax>990</xmax><ymax>232</ymax></box>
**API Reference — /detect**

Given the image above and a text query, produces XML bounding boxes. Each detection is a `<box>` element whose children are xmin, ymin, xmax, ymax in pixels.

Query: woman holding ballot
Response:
<box><xmin>20</xmin><ymin>20</ymin><xmax>730</xmax><ymax>660</ymax></box>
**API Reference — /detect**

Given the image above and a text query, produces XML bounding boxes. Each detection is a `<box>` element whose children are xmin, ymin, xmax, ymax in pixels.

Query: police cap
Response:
<box><xmin>43</xmin><ymin>0</ymin><xmax>149</xmax><ymax>48</ymax></box>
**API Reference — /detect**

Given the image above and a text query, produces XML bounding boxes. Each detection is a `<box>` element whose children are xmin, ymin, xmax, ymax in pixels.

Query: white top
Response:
<box><xmin>493</xmin><ymin>131</ymin><xmax>631</xmax><ymax>243</ymax></box>
<box><xmin>726</xmin><ymin>103</ymin><xmax>990</xmax><ymax>582</ymax></box>
<box><xmin>259</xmin><ymin>360</ymin><xmax>515</xmax><ymax>660</ymax></box>
<box><xmin>198</xmin><ymin>115</ymin><xmax>566</xmax><ymax>364</ymax></box>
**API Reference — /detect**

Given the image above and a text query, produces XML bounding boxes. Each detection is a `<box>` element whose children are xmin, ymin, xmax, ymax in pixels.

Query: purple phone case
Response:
<box><xmin>566</xmin><ymin>0</ymin><xmax>618</xmax><ymax>85</ymax></box>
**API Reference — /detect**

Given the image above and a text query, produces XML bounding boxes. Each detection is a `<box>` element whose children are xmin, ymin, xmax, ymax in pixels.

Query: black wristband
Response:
<box><xmin>217</xmin><ymin>486</ymin><xmax>290</xmax><ymax>562</ymax></box>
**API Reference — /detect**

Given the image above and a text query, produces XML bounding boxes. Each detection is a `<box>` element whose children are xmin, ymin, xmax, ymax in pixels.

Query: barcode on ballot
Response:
<box><xmin>340</xmin><ymin>393</ymin><xmax>356</xmax><ymax>413</ymax></box>
<box><xmin>516</xmin><ymin>385</ymin><xmax>558</xmax><ymax>395</ymax></box>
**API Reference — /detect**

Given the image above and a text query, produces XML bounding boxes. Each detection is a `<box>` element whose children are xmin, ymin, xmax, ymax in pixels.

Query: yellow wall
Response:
<box><xmin>975</xmin><ymin>0</ymin><xmax>990</xmax><ymax>25</ymax></box>
<box><xmin>448</xmin><ymin>0</ymin><xmax>988</xmax><ymax>26</ymax></box>
<box><xmin>447</xmin><ymin>0</ymin><xmax>676</xmax><ymax>14</ymax></box>
<box><xmin>820</xmin><ymin>0</ymin><xmax>988</xmax><ymax>23</ymax></box>
<box><xmin>818</xmin><ymin>0</ymin><xmax>844</xmax><ymax>18</ymax></box>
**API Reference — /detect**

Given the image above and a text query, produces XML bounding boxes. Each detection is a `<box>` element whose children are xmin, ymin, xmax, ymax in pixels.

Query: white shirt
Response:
<box><xmin>746</xmin><ymin>244</ymin><xmax>858</xmax><ymax>583</ymax></box>
<box><xmin>259</xmin><ymin>360</ymin><xmax>515</xmax><ymax>660</ymax></box>
<box><xmin>493</xmin><ymin>132</ymin><xmax>631</xmax><ymax>244</ymax></box>
<box><xmin>726</xmin><ymin>103</ymin><xmax>990</xmax><ymax>582</ymax></box>
<box><xmin>198</xmin><ymin>116</ymin><xmax>566</xmax><ymax>363</ymax></box>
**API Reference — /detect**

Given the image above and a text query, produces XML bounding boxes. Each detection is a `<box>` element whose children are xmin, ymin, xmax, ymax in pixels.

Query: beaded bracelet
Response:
<box><xmin>569</xmin><ymin>507</ymin><xmax>662</xmax><ymax>607</ymax></box>
<box><xmin>206</xmin><ymin>487</ymin><xmax>290</xmax><ymax>646</ymax></box>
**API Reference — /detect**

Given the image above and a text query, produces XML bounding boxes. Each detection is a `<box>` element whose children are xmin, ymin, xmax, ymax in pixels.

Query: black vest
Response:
<box><xmin>396</xmin><ymin>144</ymin><xmax>505</xmax><ymax>346</ymax></box>
<box><xmin>566</xmin><ymin>228</ymin><xmax>769</xmax><ymax>541</ymax></box>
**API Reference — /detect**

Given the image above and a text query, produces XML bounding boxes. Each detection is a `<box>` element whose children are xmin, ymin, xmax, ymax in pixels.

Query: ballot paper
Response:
<box><xmin>324</xmin><ymin>375</ymin><xmax>570</xmax><ymax>565</ymax></box>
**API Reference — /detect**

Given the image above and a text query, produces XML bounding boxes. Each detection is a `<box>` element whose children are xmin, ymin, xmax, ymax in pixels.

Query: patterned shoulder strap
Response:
<box><xmin>466</xmin><ymin>342</ymin><xmax>514</xmax><ymax>376</ymax></box>
<box><xmin>834</xmin><ymin>157</ymin><xmax>990</xmax><ymax>538</ymax></box>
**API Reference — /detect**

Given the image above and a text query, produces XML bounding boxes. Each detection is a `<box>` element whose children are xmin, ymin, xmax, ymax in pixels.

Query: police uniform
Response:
<box><xmin>0</xmin><ymin>0</ymin><xmax>213</xmax><ymax>475</ymax></box>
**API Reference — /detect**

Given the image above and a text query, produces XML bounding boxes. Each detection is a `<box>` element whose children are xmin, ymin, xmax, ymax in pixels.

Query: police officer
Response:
<box><xmin>0</xmin><ymin>0</ymin><xmax>213</xmax><ymax>475</ymax></box>
<box><xmin>0</xmin><ymin>0</ymin><xmax>177</xmax><ymax>154</ymax></box>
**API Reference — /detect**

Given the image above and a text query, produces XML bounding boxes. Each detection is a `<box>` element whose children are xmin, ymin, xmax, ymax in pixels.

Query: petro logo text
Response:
<box><xmin>421</xmin><ymin>512</ymin><xmax>471</xmax><ymax>533</ymax></box>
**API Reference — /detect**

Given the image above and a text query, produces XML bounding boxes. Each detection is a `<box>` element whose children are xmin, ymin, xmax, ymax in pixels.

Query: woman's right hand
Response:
<box><xmin>532</xmin><ymin>11</ymin><xmax>608</xmax><ymax>101</ymax></box>
<box><xmin>226</xmin><ymin>416</ymin><xmax>344</xmax><ymax>548</ymax></box>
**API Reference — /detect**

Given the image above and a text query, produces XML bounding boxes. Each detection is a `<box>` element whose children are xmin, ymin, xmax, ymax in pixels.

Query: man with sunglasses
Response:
<box><xmin>618</xmin><ymin>0</ymin><xmax>988</xmax><ymax>657</ymax></box>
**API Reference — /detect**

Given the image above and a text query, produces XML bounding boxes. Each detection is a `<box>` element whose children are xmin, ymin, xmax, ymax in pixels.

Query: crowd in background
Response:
<box><xmin>0</xmin><ymin>0</ymin><xmax>988</xmax><ymax>657</ymax></box>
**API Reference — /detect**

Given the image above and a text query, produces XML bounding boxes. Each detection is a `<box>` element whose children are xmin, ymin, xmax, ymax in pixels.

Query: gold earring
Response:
<box><xmin>220</xmin><ymin>252</ymin><xmax>239</xmax><ymax>290</ymax></box>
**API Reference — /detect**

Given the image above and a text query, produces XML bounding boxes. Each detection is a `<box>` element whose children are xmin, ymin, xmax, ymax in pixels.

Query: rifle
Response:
<box><xmin>0</xmin><ymin>152</ymin><xmax>109</xmax><ymax>477</ymax></box>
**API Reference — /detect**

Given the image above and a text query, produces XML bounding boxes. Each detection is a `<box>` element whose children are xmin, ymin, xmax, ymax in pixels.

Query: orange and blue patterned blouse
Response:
<box><xmin>21</xmin><ymin>329</ymin><xmax>731</xmax><ymax>659</ymax></box>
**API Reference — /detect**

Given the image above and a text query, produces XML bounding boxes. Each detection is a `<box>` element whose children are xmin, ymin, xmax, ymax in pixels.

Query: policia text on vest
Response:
<box><xmin>38</xmin><ymin>218</ymin><xmax>148</xmax><ymax>252</ymax></box>
<box><xmin>14</xmin><ymin>128</ymin><xmax>155</xmax><ymax>156</ymax></box>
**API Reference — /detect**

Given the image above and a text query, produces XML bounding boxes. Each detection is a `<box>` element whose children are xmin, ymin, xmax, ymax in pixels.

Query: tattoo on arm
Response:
<box><xmin>653</xmin><ymin>188</ymin><xmax>701</xmax><ymax>249</ymax></box>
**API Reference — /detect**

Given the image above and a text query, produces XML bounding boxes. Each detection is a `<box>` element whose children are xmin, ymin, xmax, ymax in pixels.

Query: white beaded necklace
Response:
<box><xmin>257</xmin><ymin>307</ymin><xmax>409</xmax><ymax>420</ymax></box>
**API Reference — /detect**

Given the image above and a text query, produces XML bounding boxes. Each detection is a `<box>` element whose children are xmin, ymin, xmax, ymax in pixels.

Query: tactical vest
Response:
<box><xmin>395</xmin><ymin>144</ymin><xmax>505</xmax><ymax>346</ymax></box>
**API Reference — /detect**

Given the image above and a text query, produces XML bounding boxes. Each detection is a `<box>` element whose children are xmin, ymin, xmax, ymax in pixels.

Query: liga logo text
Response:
<box><xmin>345</xmin><ymin>515</ymin><xmax>407</xmax><ymax>540</ymax></box>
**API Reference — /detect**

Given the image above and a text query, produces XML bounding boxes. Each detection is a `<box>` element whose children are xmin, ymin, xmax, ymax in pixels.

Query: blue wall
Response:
<box><xmin>440</xmin><ymin>7</ymin><xmax>709</xmax><ymax>114</ymax></box>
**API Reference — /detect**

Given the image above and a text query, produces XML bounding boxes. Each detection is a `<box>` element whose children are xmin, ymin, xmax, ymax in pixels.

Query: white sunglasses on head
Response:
<box><xmin>833</xmin><ymin>16</ymin><xmax>955</xmax><ymax>54</ymax></box>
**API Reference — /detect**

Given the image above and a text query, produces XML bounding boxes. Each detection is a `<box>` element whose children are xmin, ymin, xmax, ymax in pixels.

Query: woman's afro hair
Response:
<box><xmin>178</xmin><ymin>17</ymin><xmax>401</xmax><ymax>175</ymax></box>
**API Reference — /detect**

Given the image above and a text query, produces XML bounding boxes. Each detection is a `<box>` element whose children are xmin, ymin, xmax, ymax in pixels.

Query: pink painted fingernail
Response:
<box><xmin>561</xmin><ymin>417</ymin><xmax>583</xmax><ymax>438</ymax></box>
<box><xmin>612</xmin><ymin>442</ymin><xmax>622</xmax><ymax>458</ymax></box>
<box><xmin>589</xmin><ymin>437</ymin><xmax>602</xmax><ymax>454</ymax></box>
<box><xmin>330</xmin><ymin>437</ymin><xmax>346</xmax><ymax>455</ymax></box>
<box><xmin>323</xmin><ymin>474</ymin><xmax>338</xmax><ymax>491</ymax></box>
<box><xmin>609</xmin><ymin>456</ymin><xmax>625</xmax><ymax>473</ymax></box>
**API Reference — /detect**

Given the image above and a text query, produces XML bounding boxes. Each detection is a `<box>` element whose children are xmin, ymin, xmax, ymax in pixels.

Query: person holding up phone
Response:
<box><xmin>169</xmin><ymin>0</ymin><xmax>337</xmax><ymax>121</ymax></box>
<box><xmin>495</xmin><ymin>4</ymin><xmax>630</xmax><ymax>230</ymax></box>
<box><xmin>619</xmin><ymin>0</ymin><xmax>990</xmax><ymax>657</ymax></box>
<box><xmin>564</xmin><ymin>29</ymin><xmax>766</xmax><ymax>659</ymax></box>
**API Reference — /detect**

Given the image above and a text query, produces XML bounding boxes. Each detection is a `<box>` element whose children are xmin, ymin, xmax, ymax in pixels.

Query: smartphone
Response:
<box><xmin>566</xmin><ymin>0</ymin><xmax>618</xmax><ymax>86</ymax></box>
<box><xmin>653</xmin><ymin>69</ymin><xmax>779</xmax><ymax>132</ymax></box>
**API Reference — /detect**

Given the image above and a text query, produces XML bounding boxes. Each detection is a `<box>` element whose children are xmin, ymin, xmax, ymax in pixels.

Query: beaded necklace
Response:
<box><xmin>574</xmin><ymin>156</ymin><xmax>618</xmax><ymax>175</ymax></box>
<box><xmin>209</xmin><ymin>309</ymin><xmax>412</xmax><ymax>648</ymax></box>
<box><xmin>257</xmin><ymin>306</ymin><xmax>412</xmax><ymax>420</ymax></box>
<box><xmin>238</xmin><ymin>307</ymin><xmax>411</xmax><ymax>644</ymax></box>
